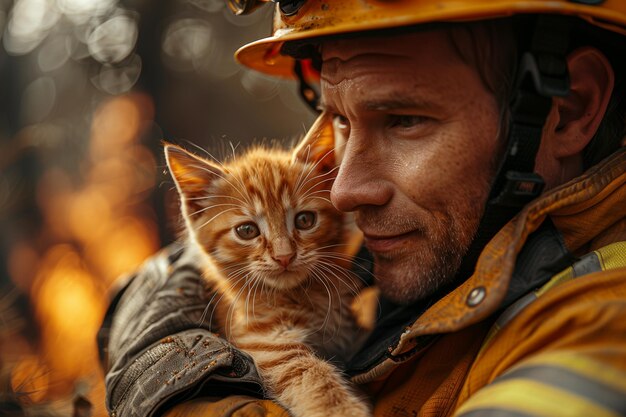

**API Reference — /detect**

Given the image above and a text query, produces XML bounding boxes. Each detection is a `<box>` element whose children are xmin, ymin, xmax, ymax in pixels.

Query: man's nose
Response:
<box><xmin>330</xmin><ymin>136</ymin><xmax>392</xmax><ymax>212</ymax></box>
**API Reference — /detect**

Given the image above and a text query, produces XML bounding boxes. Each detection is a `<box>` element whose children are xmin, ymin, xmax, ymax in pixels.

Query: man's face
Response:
<box><xmin>321</xmin><ymin>30</ymin><xmax>501</xmax><ymax>304</ymax></box>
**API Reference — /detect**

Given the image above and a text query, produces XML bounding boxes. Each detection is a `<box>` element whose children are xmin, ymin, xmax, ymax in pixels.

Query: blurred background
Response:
<box><xmin>0</xmin><ymin>0</ymin><xmax>314</xmax><ymax>415</ymax></box>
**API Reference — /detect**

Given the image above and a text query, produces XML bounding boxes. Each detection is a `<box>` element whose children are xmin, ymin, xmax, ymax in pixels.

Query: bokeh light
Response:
<box><xmin>87</xmin><ymin>13</ymin><xmax>138</xmax><ymax>64</ymax></box>
<box><xmin>162</xmin><ymin>18</ymin><xmax>214</xmax><ymax>72</ymax></box>
<box><xmin>0</xmin><ymin>0</ymin><xmax>313</xmax><ymax>415</ymax></box>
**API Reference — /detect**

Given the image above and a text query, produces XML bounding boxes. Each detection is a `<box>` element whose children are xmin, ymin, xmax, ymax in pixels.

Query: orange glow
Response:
<box><xmin>6</xmin><ymin>92</ymin><xmax>160</xmax><ymax>415</ymax></box>
<box><xmin>89</xmin><ymin>93</ymin><xmax>155</xmax><ymax>160</ymax></box>
<box><xmin>67</xmin><ymin>187</ymin><xmax>113</xmax><ymax>243</ymax></box>
<box><xmin>32</xmin><ymin>246</ymin><xmax>106</xmax><ymax>381</ymax></box>
<box><xmin>90</xmin><ymin>97</ymin><xmax>141</xmax><ymax>158</ymax></box>
<box><xmin>86</xmin><ymin>215</ymin><xmax>159</xmax><ymax>285</ymax></box>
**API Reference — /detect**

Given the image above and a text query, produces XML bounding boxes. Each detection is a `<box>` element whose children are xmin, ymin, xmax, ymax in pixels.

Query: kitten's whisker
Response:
<box><xmin>188</xmin><ymin>203</ymin><xmax>242</xmax><ymax>217</ymax></box>
<box><xmin>309</xmin><ymin>268</ymin><xmax>335</xmax><ymax>336</ymax></box>
<box><xmin>186</xmin><ymin>194</ymin><xmax>249</xmax><ymax>206</ymax></box>
<box><xmin>300</xmin><ymin>176</ymin><xmax>336</xmax><ymax>199</ymax></box>
<box><xmin>229</xmin><ymin>141</ymin><xmax>241</xmax><ymax>160</ymax></box>
<box><xmin>306</xmin><ymin>196</ymin><xmax>334</xmax><ymax>205</ymax></box>
<box><xmin>320</xmin><ymin>253</ymin><xmax>376</xmax><ymax>279</ymax></box>
<box><xmin>315</xmin><ymin>262</ymin><xmax>360</xmax><ymax>296</ymax></box>
<box><xmin>222</xmin><ymin>262</ymin><xmax>250</xmax><ymax>273</ymax></box>
<box><xmin>228</xmin><ymin>276</ymin><xmax>252</xmax><ymax>335</ymax></box>
<box><xmin>315</xmin><ymin>262</ymin><xmax>362</xmax><ymax>298</ymax></box>
<box><xmin>322</xmin><ymin>263</ymin><xmax>364</xmax><ymax>295</ymax></box>
<box><xmin>298</xmin><ymin>165</ymin><xmax>339</xmax><ymax>193</ymax></box>
<box><xmin>293</xmin><ymin>145</ymin><xmax>313</xmax><ymax>192</ymax></box>
<box><xmin>296</xmin><ymin>169</ymin><xmax>336</xmax><ymax>200</ymax></box>
<box><xmin>244</xmin><ymin>275</ymin><xmax>254</xmax><ymax>327</ymax></box>
<box><xmin>314</xmin><ymin>272</ymin><xmax>343</xmax><ymax>343</ymax></box>
<box><xmin>200</xmin><ymin>286</ymin><xmax>225</xmax><ymax>327</ymax></box>
<box><xmin>202</xmin><ymin>278</ymin><xmax>238</xmax><ymax>328</ymax></box>
<box><xmin>206</xmin><ymin>274</ymin><xmax>248</xmax><ymax>329</ymax></box>
<box><xmin>313</xmin><ymin>243</ymin><xmax>351</xmax><ymax>251</ymax></box>
<box><xmin>184</xmin><ymin>140</ymin><xmax>213</xmax><ymax>158</ymax></box>
<box><xmin>296</xmin><ymin>167</ymin><xmax>337</xmax><ymax>196</ymax></box>
<box><xmin>245</xmin><ymin>272</ymin><xmax>262</xmax><ymax>326</ymax></box>
<box><xmin>197</xmin><ymin>208</ymin><xmax>239</xmax><ymax>230</ymax></box>
<box><xmin>302</xmin><ymin>189</ymin><xmax>331</xmax><ymax>197</ymax></box>
<box><xmin>188</xmin><ymin>163</ymin><xmax>253</xmax><ymax>206</ymax></box>
<box><xmin>250</xmin><ymin>271</ymin><xmax>264</xmax><ymax>322</ymax></box>
<box><xmin>226</xmin><ymin>267</ymin><xmax>252</xmax><ymax>283</ymax></box>
<box><xmin>312</xmin><ymin>266</ymin><xmax>351</xmax><ymax>342</ymax></box>
<box><xmin>296</xmin><ymin>145</ymin><xmax>338</xmax><ymax>194</ymax></box>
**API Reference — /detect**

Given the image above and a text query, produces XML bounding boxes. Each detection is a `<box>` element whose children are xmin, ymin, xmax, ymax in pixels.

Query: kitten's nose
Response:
<box><xmin>273</xmin><ymin>253</ymin><xmax>295</xmax><ymax>268</ymax></box>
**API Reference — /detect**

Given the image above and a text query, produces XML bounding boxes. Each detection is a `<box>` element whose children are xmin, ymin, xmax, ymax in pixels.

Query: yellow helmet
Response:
<box><xmin>232</xmin><ymin>0</ymin><xmax>626</xmax><ymax>78</ymax></box>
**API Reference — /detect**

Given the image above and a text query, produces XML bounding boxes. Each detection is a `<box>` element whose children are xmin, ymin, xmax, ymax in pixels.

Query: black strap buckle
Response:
<box><xmin>518</xmin><ymin>51</ymin><xmax>570</xmax><ymax>99</ymax></box>
<box><xmin>510</xmin><ymin>51</ymin><xmax>569</xmax><ymax>126</ymax></box>
<box><xmin>490</xmin><ymin>16</ymin><xmax>571</xmax><ymax>208</ymax></box>
<box><xmin>490</xmin><ymin>171</ymin><xmax>545</xmax><ymax>207</ymax></box>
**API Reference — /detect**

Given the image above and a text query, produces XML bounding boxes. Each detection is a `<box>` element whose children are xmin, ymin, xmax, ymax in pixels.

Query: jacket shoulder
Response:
<box><xmin>455</xmin><ymin>245</ymin><xmax>626</xmax><ymax>417</ymax></box>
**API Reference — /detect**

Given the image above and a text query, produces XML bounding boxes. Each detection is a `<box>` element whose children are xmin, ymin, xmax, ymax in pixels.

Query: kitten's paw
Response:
<box><xmin>332</xmin><ymin>398</ymin><xmax>372</xmax><ymax>417</ymax></box>
<box><xmin>287</xmin><ymin>394</ymin><xmax>371</xmax><ymax>417</ymax></box>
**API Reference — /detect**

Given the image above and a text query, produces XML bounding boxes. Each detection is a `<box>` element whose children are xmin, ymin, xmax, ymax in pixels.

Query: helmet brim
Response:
<box><xmin>235</xmin><ymin>0</ymin><xmax>626</xmax><ymax>78</ymax></box>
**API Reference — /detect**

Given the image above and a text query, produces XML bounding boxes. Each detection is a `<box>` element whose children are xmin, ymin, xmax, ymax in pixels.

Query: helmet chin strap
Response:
<box><xmin>456</xmin><ymin>15</ymin><xmax>572</xmax><ymax>282</ymax></box>
<box><xmin>294</xmin><ymin>59</ymin><xmax>321</xmax><ymax>112</ymax></box>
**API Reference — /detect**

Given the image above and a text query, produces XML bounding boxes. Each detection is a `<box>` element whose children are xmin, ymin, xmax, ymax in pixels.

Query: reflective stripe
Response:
<box><xmin>460</xmin><ymin>409</ymin><xmax>537</xmax><ymax>417</ymax></box>
<box><xmin>498</xmin><ymin>365</ymin><xmax>626</xmax><ymax>416</ymax></box>
<box><xmin>514</xmin><ymin>351</ymin><xmax>626</xmax><ymax>393</ymax></box>
<box><xmin>571</xmin><ymin>252</ymin><xmax>602</xmax><ymax>278</ymax></box>
<box><xmin>596</xmin><ymin>241</ymin><xmax>626</xmax><ymax>270</ymax></box>
<box><xmin>455</xmin><ymin>379</ymin><xmax>621</xmax><ymax>417</ymax></box>
<box><xmin>493</xmin><ymin>292</ymin><xmax>537</xmax><ymax>331</ymax></box>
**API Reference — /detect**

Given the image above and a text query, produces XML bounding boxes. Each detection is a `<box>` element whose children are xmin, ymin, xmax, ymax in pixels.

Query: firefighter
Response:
<box><xmin>98</xmin><ymin>1</ymin><xmax>626</xmax><ymax>416</ymax></box>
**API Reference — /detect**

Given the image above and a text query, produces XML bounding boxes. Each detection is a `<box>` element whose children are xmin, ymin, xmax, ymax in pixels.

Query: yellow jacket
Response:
<box><xmin>153</xmin><ymin>148</ymin><xmax>626</xmax><ymax>417</ymax></box>
<box><xmin>360</xmin><ymin>147</ymin><xmax>626</xmax><ymax>416</ymax></box>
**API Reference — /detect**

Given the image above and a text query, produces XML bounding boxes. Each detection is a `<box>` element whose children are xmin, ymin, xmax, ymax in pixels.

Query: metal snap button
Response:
<box><xmin>466</xmin><ymin>286</ymin><xmax>486</xmax><ymax>307</ymax></box>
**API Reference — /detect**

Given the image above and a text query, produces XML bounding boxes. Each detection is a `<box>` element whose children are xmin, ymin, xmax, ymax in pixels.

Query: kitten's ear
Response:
<box><xmin>292</xmin><ymin>112</ymin><xmax>335</xmax><ymax>172</ymax></box>
<box><xmin>164</xmin><ymin>144</ymin><xmax>223</xmax><ymax>200</ymax></box>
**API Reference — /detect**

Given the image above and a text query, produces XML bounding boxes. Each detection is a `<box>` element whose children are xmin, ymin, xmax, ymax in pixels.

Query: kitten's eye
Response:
<box><xmin>295</xmin><ymin>211</ymin><xmax>316</xmax><ymax>230</ymax></box>
<box><xmin>235</xmin><ymin>222</ymin><xmax>260</xmax><ymax>240</ymax></box>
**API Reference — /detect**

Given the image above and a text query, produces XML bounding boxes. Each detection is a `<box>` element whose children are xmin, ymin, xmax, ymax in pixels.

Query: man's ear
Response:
<box><xmin>292</xmin><ymin>111</ymin><xmax>336</xmax><ymax>172</ymax></box>
<box><xmin>544</xmin><ymin>46</ymin><xmax>615</xmax><ymax>159</ymax></box>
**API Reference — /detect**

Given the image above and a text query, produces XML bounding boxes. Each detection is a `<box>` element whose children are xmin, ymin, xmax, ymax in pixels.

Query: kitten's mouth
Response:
<box><xmin>264</xmin><ymin>270</ymin><xmax>308</xmax><ymax>290</ymax></box>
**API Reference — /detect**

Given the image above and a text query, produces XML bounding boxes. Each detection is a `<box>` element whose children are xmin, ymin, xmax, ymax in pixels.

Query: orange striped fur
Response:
<box><xmin>165</xmin><ymin>123</ymin><xmax>372</xmax><ymax>417</ymax></box>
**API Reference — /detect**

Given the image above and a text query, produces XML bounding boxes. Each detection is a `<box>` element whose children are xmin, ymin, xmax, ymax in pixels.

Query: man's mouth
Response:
<box><xmin>363</xmin><ymin>230</ymin><xmax>419</xmax><ymax>253</ymax></box>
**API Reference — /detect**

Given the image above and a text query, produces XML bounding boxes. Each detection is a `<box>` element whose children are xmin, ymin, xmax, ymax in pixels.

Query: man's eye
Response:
<box><xmin>389</xmin><ymin>115</ymin><xmax>427</xmax><ymax>128</ymax></box>
<box><xmin>332</xmin><ymin>114</ymin><xmax>350</xmax><ymax>131</ymax></box>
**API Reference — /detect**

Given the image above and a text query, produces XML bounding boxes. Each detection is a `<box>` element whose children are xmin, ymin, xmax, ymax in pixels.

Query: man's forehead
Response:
<box><xmin>321</xmin><ymin>30</ymin><xmax>458</xmax><ymax>84</ymax></box>
<box><xmin>320</xmin><ymin>30</ymin><xmax>460</xmax><ymax>87</ymax></box>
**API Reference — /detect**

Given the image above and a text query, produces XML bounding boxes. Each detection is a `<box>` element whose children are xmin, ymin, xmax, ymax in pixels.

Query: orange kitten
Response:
<box><xmin>165</xmin><ymin>115</ymin><xmax>372</xmax><ymax>417</ymax></box>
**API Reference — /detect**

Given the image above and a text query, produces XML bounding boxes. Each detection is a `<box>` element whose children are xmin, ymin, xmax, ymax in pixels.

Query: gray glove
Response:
<box><xmin>97</xmin><ymin>244</ymin><xmax>264</xmax><ymax>417</ymax></box>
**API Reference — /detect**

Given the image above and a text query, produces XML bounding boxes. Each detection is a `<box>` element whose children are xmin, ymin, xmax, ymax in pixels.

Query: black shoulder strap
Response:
<box><xmin>457</xmin><ymin>15</ymin><xmax>572</xmax><ymax>280</ymax></box>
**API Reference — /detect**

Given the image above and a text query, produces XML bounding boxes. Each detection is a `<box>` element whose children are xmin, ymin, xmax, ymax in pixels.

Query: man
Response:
<box><xmin>98</xmin><ymin>1</ymin><xmax>626</xmax><ymax>416</ymax></box>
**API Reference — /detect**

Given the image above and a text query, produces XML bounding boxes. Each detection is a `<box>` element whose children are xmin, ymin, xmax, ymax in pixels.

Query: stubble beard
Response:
<box><xmin>365</xmin><ymin>199</ymin><xmax>485</xmax><ymax>305</ymax></box>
